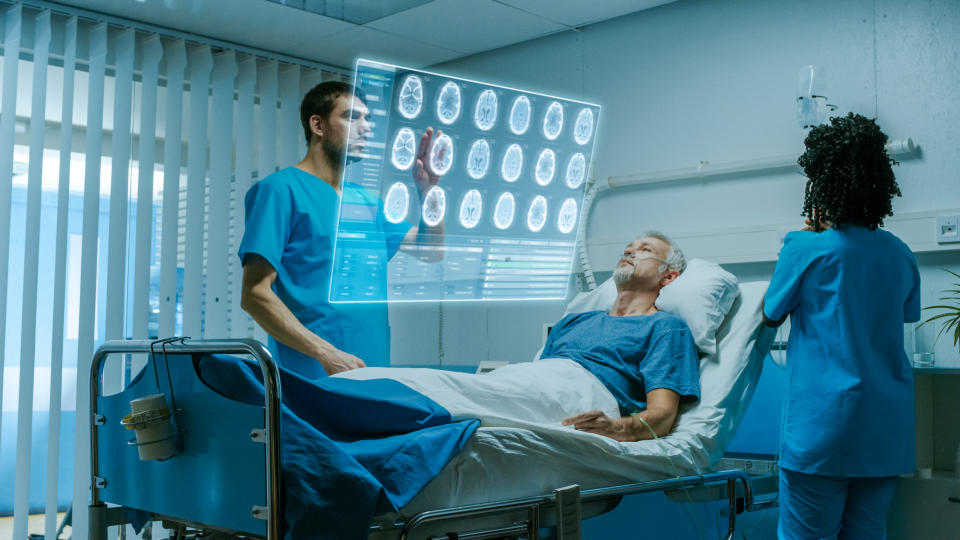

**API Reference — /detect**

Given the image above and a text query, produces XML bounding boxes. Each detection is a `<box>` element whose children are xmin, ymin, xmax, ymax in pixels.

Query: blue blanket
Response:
<box><xmin>196</xmin><ymin>354</ymin><xmax>479</xmax><ymax>539</ymax></box>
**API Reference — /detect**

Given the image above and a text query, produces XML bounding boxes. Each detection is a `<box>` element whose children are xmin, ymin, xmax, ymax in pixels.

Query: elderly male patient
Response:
<box><xmin>339</xmin><ymin>232</ymin><xmax>699</xmax><ymax>443</ymax></box>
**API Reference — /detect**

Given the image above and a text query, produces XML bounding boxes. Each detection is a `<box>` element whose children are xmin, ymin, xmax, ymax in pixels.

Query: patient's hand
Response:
<box><xmin>562</xmin><ymin>410</ymin><xmax>635</xmax><ymax>442</ymax></box>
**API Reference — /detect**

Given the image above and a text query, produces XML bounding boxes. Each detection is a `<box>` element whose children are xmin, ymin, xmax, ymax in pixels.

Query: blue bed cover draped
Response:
<box><xmin>187</xmin><ymin>354</ymin><xmax>479</xmax><ymax>539</ymax></box>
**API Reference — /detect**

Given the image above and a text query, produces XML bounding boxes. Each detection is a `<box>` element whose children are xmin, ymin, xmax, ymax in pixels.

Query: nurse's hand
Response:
<box><xmin>413</xmin><ymin>127</ymin><xmax>441</xmax><ymax>197</ymax></box>
<box><xmin>322</xmin><ymin>350</ymin><xmax>367</xmax><ymax>374</ymax></box>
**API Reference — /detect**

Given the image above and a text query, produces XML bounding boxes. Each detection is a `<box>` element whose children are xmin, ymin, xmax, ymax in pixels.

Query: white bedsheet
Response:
<box><xmin>341</xmin><ymin>281</ymin><xmax>774</xmax><ymax>514</ymax></box>
<box><xmin>340</xmin><ymin>358</ymin><xmax>620</xmax><ymax>430</ymax></box>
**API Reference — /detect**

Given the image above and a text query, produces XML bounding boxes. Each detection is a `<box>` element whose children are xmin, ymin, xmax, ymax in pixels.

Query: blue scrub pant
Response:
<box><xmin>778</xmin><ymin>468</ymin><xmax>897</xmax><ymax>540</ymax></box>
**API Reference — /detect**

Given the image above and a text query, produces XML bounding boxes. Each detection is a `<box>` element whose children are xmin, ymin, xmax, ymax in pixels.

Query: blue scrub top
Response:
<box><xmin>764</xmin><ymin>226</ymin><xmax>921</xmax><ymax>477</ymax></box>
<box><xmin>238</xmin><ymin>167</ymin><xmax>411</xmax><ymax>379</ymax></box>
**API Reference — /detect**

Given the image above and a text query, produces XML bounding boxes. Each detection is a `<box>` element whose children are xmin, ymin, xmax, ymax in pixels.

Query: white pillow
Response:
<box><xmin>562</xmin><ymin>259</ymin><xmax>739</xmax><ymax>355</ymax></box>
<box><xmin>655</xmin><ymin>259</ymin><xmax>739</xmax><ymax>355</ymax></box>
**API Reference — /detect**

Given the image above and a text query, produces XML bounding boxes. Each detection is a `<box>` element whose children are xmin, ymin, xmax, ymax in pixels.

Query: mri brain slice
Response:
<box><xmin>493</xmin><ymin>192</ymin><xmax>516</xmax><ymax>230</ymax></box>
<box><xmin>421</xmin><ymin>186</ymin><xmax>446</xmax><ymax>227</ymax></box>
<box><xmin>526</xmin><ymin>195</ymin><xmax>548</xmax><ymax>232</ymax></box>
<box><xmin>509</xmin><ymin>95</ymin><xmax>532</xmax><ymax>135</ymax></box>
<box><xmin>458</xmin><ymin>189</ymin><xmax>483</xmax><ymax>229</ymax></box>
<box><xmin>501</xmin><ymin>144</ymin><xmax>524</xmax><ymax>182</ymax></box>
<box><xmin>557</xmin><ymin>198</ymin><xmax>578</xmax><ymax>234</ymax></box>
<box><xmin>474</xmin><ymin>89</ymin><xmax>498</xmax><ymax>130</ymax></box>
<box><xmin>573</xmin><ymin>108</ymin><xmax>595</xmax><ymax>145</ymax></box>
<box><xmin>390</xmin><ymin>128</ymin><xmax>417</xmax><ymax>170</ymax></box>
<box><xmin>543</xmin><ymin>101</ymin><xmax>564</xmax><ymax>140</ymax></box>
<box><xmin>437</xmin><ymin>81</ymin><xmax>462</xmax><ymax>125</ymax></box>
<box><xmin>429</xmin><ymin>133</ymin><xmax>454</xmax><ymax>176</ymax></box>
<box><xmin>535</xmin><ymin>148</ymin><xmax>556</xmax><ymax>186</ymax></box>
<box><xmin>398</xmin><ymin>75</ymin><xmax>423</xmax><ymax>119</ymax></box>
<box><xmin>466</xmin><ymin>139</ymin><xmax>491</xmax><ymax>179</ymax></box>
<box><xmin>565</xmin><ymin>153</ymin><xmax>586</xmax><ymax>189</ymax></box>
<box><xmin>384</xmin><ymin>182</ymin><xmax>410</xmax><ymax>224</ymax></box>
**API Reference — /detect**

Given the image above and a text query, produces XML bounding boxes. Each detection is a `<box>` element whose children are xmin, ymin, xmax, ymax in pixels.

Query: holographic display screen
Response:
<box><xmin>330</xmin><ymin>59</ymin><xmax>601</xmax><ymax>302</ymax></box>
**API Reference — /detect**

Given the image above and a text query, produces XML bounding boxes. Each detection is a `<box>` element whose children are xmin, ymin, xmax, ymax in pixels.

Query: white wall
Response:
<box><xmin>390</xmin><ymin>0</ymin><xmax>960</xmax><ymax>368</ymax></box>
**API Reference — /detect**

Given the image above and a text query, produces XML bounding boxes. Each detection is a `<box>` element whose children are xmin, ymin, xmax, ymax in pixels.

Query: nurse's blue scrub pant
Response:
<box><xmin>778</xmin><ymin>468</ymin><xmax>898</xmax><ymax>540</ymax></box>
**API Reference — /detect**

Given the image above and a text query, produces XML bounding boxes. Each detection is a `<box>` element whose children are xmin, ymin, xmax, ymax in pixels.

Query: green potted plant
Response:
<box><xmin>920</xmin><ymin>269</ymin><xmax>960</xmax><ymax>351</ymax></box>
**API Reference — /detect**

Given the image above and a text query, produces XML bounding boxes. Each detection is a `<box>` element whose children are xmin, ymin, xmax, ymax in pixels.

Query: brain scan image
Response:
<box><xmin>429</xmin><ymin>133</ymin><xmax>454</xmax><ymax>176</ymax></box>
<box><xmin>466</xmin><ymin>139</ymin><xmax>491</xmax><ymax>179</ymax></box>
<box><xmin>543</xmin><ymin>101</ymin><xmax>564</xmax><ymax>141</ymax></box>
<box><xmin>436</xmin><ymin>81</ymin><xmax>462</xmax><ymax>125</ymax></box>
<box><xmin>526</xmin><ymin>195</ymin><xmax>548</xmax><ymax>232</ymax></box>
<box><xmin>458</xmin><ymin>189</ymin><xmax>483</xmax><ymax>229</ymax></box>
<box><xmin>565</xmin><ymin>152</ymin><xmax>586</xmax><ymax>189</ymax></box>
<box><xmin>509</xmin><ymin>95</ymin><xmax>532</xmax><ymax>135</ymax></box>
<box><xmin>474</xmin><ymin>89</ymin><xmax>498</xmax><ymax>131</ymax></box>
<box><xmin>421</xmin><ymin>186</ymin><xmax>446</xmax><ymax>227</ymax></box>
<box><xmin>384</xmin><ymin>182</ymin><xmax>410</xmax><ymax>224</ymax></box>
<box><xmin>493</xmin><ymin>192</ymin><xmax>516</xmax><ymax>230</ymax></box>
<box><xmin>501</xmin><ymin>144</ymin><xmax>524</xmax><ymax>182</ymax></box>
<box><xmin>534</xmin><ymin>148</ymin><xmax>556</xmax><ymax>186</ymax></box>
<box><xmin>398</xmin><ymin>75</ymin><xmax>423</xmax><ymax>120</ymax></box>
<box><xmin>390</xmin><ymin>128</ymin><xmax>417</xmax><ymax>171</ymax></box>
<box><xmin>557</xmin><ymin>198</ymin><xmax>578</xmax><ymax>234</ymax></box>
<box><xmin>573</xmin><ymin>108</ymin><xmax>594</xmax><ymax>145</ymax></box>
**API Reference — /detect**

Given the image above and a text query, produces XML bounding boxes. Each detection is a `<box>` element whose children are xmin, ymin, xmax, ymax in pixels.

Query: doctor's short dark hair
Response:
<box><xmin>299</xmin><ymin>81</ymin><xmax>367</xmax><ymax>145</ymax></box>
<box><xmin>797</xmin><ymin>112</ymin><xmax>901</xmax><ymax>230</ymax></box>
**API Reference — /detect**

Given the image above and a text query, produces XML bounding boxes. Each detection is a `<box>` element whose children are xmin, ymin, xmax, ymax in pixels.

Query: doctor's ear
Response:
<box><xmin>309</xmin><ymin>114</ymin><xmax>325</xmax><ymax>139</ymax></box>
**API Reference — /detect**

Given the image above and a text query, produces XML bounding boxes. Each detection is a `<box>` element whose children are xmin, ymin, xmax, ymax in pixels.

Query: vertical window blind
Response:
<box><xmin>0</xmin><ymin>2</ymin><xmax>349</xmax><ymax>537</ymax></box>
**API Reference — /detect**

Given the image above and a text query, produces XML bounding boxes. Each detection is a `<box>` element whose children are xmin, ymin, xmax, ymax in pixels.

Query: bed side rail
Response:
<box><xmin>89</xmin><ymin>338</ymin><xmax>283</xmax><ymax>540</ymax></box>
<box><xmin>395</xmin><ymin>469</ymin><xmax>773</xmax><ymax>540</ymax></box>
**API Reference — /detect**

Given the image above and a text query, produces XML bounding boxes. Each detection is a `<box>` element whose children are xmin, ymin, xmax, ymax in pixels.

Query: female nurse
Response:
<box><xmin>762</xmin><ymin>113</ymin><xmax>921</xmax><ymax>540</ymax></box>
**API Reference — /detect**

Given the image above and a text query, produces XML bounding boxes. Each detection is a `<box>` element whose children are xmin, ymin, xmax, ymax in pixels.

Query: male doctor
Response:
<box><xmin>240</xmin><ymin>81</ymin><xmax>443</xmax><ymax>378</ymax></box>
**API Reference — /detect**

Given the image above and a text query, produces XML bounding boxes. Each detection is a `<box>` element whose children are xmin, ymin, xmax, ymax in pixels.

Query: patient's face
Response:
<box><xmin>613</xmin><ymin>237</ymin><xmax>670</xmax><ymax>290</ymax></box>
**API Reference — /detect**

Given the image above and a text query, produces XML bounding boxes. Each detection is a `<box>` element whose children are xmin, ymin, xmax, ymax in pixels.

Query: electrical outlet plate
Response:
<box><xmin>936</xmin><ymin>215</ymin><xmax>960</xmax><ymax>243</ymax></box>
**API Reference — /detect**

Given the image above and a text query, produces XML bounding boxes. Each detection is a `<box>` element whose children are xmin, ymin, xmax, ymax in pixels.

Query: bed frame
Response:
<box><xmin>89</xmin><ymin>338</ymin><xmax>777</xmax><ymax>540</ymax></box>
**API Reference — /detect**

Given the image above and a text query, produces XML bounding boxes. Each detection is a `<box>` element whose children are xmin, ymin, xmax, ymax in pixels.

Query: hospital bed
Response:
<box><xmin>88</xmin><ymin>280</ymin><xmax>778</xmax><ymax>539</ymax></box>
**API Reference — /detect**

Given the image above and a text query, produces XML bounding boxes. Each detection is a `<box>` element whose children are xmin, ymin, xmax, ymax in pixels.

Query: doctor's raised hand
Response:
<box><xmin>413</xmin><ymin>126</ymin><xmax>443</xmax><ymax>196</ymax></box>
<box><xmin>399</xmin><ymin>126</ymin><xmax>447</xmax><ymax>262</ymax></box>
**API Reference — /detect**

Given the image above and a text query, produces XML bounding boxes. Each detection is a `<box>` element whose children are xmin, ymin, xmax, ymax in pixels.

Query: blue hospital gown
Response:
<box><xmin>541</xmin><ymin>310</ymin><xmax>700</xmax><ymax>414</ymax></box>
<box><xmin>764</xmin><ymin>226</ymin><xmax>921</xmax><ymax>477</ymax></box>
<box><xmin>238</xmin><ymin>167</ymin><xmax>410</xmax><ymax>379</ymax></box>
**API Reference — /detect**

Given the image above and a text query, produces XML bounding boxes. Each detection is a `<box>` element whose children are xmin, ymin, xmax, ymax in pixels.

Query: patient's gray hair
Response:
<box><xmin>640</xmin><ymin>231</ymin><xmax>686</xmax><ymax>275</ymax></box>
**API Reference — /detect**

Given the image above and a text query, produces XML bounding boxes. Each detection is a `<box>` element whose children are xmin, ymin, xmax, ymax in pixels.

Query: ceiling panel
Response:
<box><xmin>55</xmin><ymin>0</ymin><xmax>355</xmax><ymax>61</ymax></box>
<box><xmin>367</xmin><ymin>0</ymin><xmax>566</xmax><ymax>55</ymax></box>
<box><xmin>496</xmin><ymin>0</ymin><xmax>678</xmax><ymax>27</ymax></box>
<box><xmin>304</xmin><ymin>26</ymin><xmax>464</xmax><ymax>69</ymax></box>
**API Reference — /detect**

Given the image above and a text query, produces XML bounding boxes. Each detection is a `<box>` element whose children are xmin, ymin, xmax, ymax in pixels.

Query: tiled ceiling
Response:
<box><xmin>56</xmin><ymin>0</ymin><xmax>678</xmax><ymax>70</ymax></box>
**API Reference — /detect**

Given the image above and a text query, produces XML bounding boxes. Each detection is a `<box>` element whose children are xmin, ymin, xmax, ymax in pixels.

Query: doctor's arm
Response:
<box><xmin>562</xmin><ymin>388</ymin><xmax>680</xmax><ymax>442</ymax></box>
<box><xmin>398</xmin><ymin>127</ymin><xmax>445</xmax><ymax>262</ymax></box>
<box><xmin>240</xmin><ymin>254</ymin><xmax>365</xmax><ymax>374</ymax></box>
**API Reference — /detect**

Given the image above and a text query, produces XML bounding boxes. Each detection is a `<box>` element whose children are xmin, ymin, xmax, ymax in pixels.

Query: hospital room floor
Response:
<box><xmin>0</xmin><ymin>512</ymin><xmax>66</xmax><ymax>539</ymax></box>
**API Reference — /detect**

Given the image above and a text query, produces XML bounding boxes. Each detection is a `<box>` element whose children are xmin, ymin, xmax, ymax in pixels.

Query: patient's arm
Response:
<box><xmin>561</xmin><ymin>388</ymin><xmax>680</xmax><ymax>442</ymax></box>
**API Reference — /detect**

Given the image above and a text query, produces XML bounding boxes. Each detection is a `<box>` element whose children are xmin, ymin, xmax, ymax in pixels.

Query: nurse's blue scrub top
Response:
<box><xmin>764</xmin><ymin>226</ymin><xmax>921</xmax><ymax>477</ymax></box>
<box><xmin>238</xmin><ymin>167</ymin><xmax>411</xmax><ymax>379</ymax></box>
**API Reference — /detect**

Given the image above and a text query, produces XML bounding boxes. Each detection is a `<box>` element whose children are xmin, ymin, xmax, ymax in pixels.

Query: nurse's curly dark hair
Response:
<box><xmin>797</xmin><ymin>113</ymin><xmax>901</xmax><ymax>230</ymax></box>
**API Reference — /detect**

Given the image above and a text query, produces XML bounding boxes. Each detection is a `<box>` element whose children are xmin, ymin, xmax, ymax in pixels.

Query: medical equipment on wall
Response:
<box><xmin>331</xmin><ymin>59</ymin><xmax>602</xmax><ymax>303</ymax></box>
<box><xmin>796</xmin><ymin>65</ymin><xmax>837</xmax><ymax>129</ymax></box>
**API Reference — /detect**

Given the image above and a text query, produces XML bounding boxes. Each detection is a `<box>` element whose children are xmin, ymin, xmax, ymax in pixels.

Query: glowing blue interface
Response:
<box><xmin>331</xmin><ymin>59</ymin><xmax>601</xmax><ymax>302</ymax></box>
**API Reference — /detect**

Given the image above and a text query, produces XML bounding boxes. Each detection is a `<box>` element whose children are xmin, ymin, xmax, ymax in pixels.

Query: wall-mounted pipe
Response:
<box><xmin>606</xmin><ymin>138</ymin><xmax>915</xmax><ymax>189</ymax></box>
<box><xmin>576</xmin><ymin>138</ymin><xmax>916</xmax><ymax>291</ymax></box>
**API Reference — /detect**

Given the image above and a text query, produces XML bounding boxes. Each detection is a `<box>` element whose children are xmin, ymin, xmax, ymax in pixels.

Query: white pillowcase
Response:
<box><xmin>654</xmin><ymin>259</ymin><xmax>739</xmax><ymax>355</ymax></box>
<box><xmin>562</xmin><ymin>259</ymin><xmax>739</xmax><ymax>355</ymax></box>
